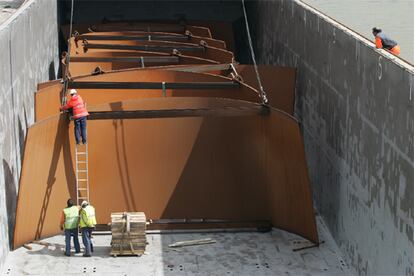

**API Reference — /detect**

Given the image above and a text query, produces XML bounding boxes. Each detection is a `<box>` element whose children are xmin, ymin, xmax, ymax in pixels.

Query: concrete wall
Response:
<box><xmin>0</xmin><ymin>0</ymin><xmax>59</xmax><ymax>270</ymax></box>
<box><xmin>59</xmin><ymin>0</ymin><xmax>242</xmax><ymax>23</ymax></box>
<box><xmin>246</xmin><ymin>0</ymin><xmax>414</xmax><ymax>275</ymax></box>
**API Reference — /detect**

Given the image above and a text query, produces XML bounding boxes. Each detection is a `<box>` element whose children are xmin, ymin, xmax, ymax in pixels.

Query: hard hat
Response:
<box><xmin>70</xmin><ymin>89</ymin><xmax>78</xmax><ymax>95</ymax></box>
<box><xmin>81</xmin><ymin>200</ymin><xmax>88</xmax><ymax>207</ymax></box>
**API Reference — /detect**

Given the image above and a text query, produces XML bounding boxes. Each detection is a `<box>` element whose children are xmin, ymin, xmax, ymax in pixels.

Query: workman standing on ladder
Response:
<box><xmin>60</xmin><ymin>89</ymin><xmax>89</xmax><ymax>145</ymax></box>
<box><xmin>80</xmin><ymin>200</ymin><xmax>97</xmax><ymax>257</ymax></box>
<box><xmin>60</xmin><ymin>199</ymin><xmax>81</xmax><ymax>256</ymax></box>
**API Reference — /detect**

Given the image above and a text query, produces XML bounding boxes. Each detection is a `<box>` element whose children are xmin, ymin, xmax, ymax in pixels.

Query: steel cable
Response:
<box><xmin>241</xmin><ymin>0</ymin><xmax>268</xmax><ymax>105</ymax></box>
<box><xmin>62</xmin><ymin>0</ymin><xmax>75</xmax><ymax>105</ymax></box>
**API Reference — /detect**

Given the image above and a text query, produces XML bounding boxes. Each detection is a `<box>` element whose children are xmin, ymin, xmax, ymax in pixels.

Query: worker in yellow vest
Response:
<box><xmin>60</xmin><ymin>199</ymin><xmax>80</xmax><ymax>256</ymax></box>
<box><xmin>80</xmin><ymin>200</ymin><xmax>97</xmax><ymax>257</ymax></box>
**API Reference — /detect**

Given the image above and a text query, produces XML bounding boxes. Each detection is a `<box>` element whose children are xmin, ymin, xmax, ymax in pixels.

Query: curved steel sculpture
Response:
<box><xmin>13</xmin><ymin>21</ymin><xmax>318</xmax><ymax>249</ymax></box>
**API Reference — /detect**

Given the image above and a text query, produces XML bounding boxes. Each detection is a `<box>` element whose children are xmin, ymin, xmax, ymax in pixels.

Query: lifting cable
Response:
<box><xmin>241</xmin><ymin>0</ymin><xmax>269</xmax><ymax>105</ymax></box>
<box><xmin>62</xmin><ymin>0</ymin><xmax>75</xmax><ymax>105</ymax></box>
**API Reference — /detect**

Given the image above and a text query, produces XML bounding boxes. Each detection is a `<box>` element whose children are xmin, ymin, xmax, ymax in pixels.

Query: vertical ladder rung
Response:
<box><xmin>76</xmin><ymin>143</ymin><xmax>89</xmax><ymax>205</ymax></box>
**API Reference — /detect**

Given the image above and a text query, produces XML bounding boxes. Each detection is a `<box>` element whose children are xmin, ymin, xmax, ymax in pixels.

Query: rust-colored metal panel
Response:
<box><xmin>71</xmin><ymin>39</ymin><xmax>204</xmax><ymax>56</ymax></box>
<box><xmin>13</xmin><ymin>97</ymin><xmax>318</xmax><ymax>248</ymax></box>
<box><xmin>62</xmin><ymin>23</ymin><xmax>212</xmax><ymax>41</ymax></box>
<box><xmin>72</xmin><ymin>41</ymin><xmax>234</xmax><ymax>63</ymax></box>
<box><xmin>70</xmin><ymin>39</ymin><xmax>234</xmax><ymax>64</ymax></box>
<box><xmin>67</xmin><ymin>55</ymin><xmax>218</xmax><ymax>77</ymax></box>
<box><xmin>13</xmin><ymin>114</ymin><xmax>76</xmax><ymax>248</ymax></box>
<box><xmin>236</xmin><ymin>65</ymin><xmax>296</xmax><ymax>115</ymax></box>
<box><xmin>189</xmin><ymin>21</ymin><xmax>235</xmax><ymax>52</ymax></box>
<box><xmin>35</xmin><ymin>85</ymin><xmax>63</xmax><ymax>121</ymax></box>
<box><xmin>263</xmin><ymin>112</ymin><xmax>318</xmax><ymax>242</ymax></box>
<box><xmin>77</xmin><ymin>31</ymin><xmax>226</xmax><ymax>49</ymax></box>
<box><xmin>37</xmin><ymin>80</ymin><xmax>61</xmax><ymax>90</ymax></box>
<box><xmin>35</xmin><ymin>70</ymin><xmax>260</xmax><ymax>121</ymax></box>
<box><xmin>35</xmin><ymin>65</ymin><xmax>297</xmax><ymax>120</ymax></box>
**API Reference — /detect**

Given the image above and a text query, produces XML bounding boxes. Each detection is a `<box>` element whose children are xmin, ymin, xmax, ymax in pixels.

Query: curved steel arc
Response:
<box><xmin>14</xmin><ymin>97</ymin><xmax>317</xmax><ymax>248</ymax></box>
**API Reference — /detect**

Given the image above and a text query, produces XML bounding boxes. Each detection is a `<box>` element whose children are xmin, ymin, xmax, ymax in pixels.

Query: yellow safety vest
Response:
<box><xmin>63</xmin><ymin>206</ymin><xmax>79</xmax><ymax>229</ymax></box>
<box><xmin>80</xmin><ymin>205</ymin><xmax>97</xmax><ymax>228</ymax></box>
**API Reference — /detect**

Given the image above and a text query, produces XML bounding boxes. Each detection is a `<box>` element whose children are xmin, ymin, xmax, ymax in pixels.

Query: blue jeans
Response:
<box><xmin>74</xmin><ymin>117</ymin><xmax>87</xmax><ymax>144</ymax></box>
<box><xmin>81</xmin><ymin>227</ymin><xmax>94</xmax><ymax>255</ymax></box>
<box><xmin>65</xmin><ymin>228</ymin><xmax>80</xmax><ymax>255</ymax></box>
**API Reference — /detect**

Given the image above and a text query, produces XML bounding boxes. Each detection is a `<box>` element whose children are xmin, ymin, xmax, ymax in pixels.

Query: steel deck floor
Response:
<box><xmin>3</xmin><ymin>217</ymin><xmax>354</xmax><ymax>276</ymax></box>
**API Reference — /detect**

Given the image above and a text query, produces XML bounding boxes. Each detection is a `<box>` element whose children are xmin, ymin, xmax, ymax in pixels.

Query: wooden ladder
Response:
<box><xmin>75</xmin><ymin>143</ymin><xmax>89</xmax><ymax>206</ymax></box>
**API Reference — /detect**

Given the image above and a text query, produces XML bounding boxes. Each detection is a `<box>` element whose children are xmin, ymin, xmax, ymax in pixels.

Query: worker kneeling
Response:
<box><xmin>80</xmin><ymin>200</ymin><xmax>97</xmax><ymax>257</ymax></box>
<box><xmin>372</xmin><ymin>27</ymin><xmax>400</xmax><ymax>56</ymax></box>
<box><xmin>60</xmin><ymin>89</ymin><xmax>89</xmax><ymax>145</ymax></box>
<box><xmin>60</xmin><ymin>199</ymin><xmax>80</xmax><ymax>256</ymax></box>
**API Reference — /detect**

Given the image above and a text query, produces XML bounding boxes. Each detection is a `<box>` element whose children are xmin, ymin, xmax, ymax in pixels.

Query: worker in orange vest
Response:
<box><xmin>60</xmin><ymin>89</ymin><xmax>90</xmax><ymax>145</ymax></box>
<box><xmin>372</xmin><ymin>27</ymin><xmax>400</xmax><ymax>56</ymax></box>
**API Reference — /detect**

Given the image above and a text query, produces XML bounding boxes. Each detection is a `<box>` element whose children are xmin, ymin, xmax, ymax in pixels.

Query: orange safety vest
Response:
<box><xmin>62</xmin><ymin>95</ymin><xmax>89</xmax><ymax>119</ymax></box>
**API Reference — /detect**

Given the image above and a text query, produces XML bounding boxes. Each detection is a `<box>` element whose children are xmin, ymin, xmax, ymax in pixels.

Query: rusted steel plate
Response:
<box><xmin>35</xmin><ymin>70</ymin><xmax>260</xmax><ymax>121</ymax></box>
<box><xmin>189</xmin><ymin>21</ymin><xmax>235</xmax><ymax>52</ymax></box>
<box><xmin>62</xmin><ymin>23</ymin><xmax>212</xmax><ymax>41</ymax></box>
<box><xmin>37</xmin><ymin>79</ymin><xmax>62</xmax><ymax>91</ymax></box>
<box><xmin>235</xmin><ymin>65</ymin><xmax>296</xmax><ymax>115</ymax></box>
<box><xmin>81</xmin><ymin>42</ymin><xmax>205</xmax><ymax>54</ymax></box>
<box><xmin>70</xmin><ymin>39</ymin><xmax>234</xmax><ymax>63</ymax></box>
<box><xmin>13</xmin><ymin>97</ymin><xmax>318</xmax><ymax>248</ymax></box>
<box><xmin>68</xmin><ymin>81</ymin><xmax>240</xmax><ymax>90</ymax></box>
<box><xmin>36</xmin><ymin>64</ymin><xmax>296</xmax><ymax>120</ymax></box>
<box><xmin>13</xmin><ymin>114</ymin><xmax>76</xmax><ymax>248</ymax></box>
<box><xmin>67</xmin><ymin>54</ymin><xmax>218</xmax><ymax>77</ymax></box>
<box><xmin>77</xmin><ymin>31</ymin><xmax>226</xmax><ymax>49</ymax></box>
<box><xmin>87</xmin><ymin>104</ymin><xmax>263</xmax><ymax>120</ymax></box>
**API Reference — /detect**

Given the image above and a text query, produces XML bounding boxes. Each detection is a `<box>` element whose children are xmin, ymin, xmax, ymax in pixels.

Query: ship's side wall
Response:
<box><xmin>0</xmin><ymin>0</ymin><xmax>59</xmax><ymax>269</ymax></box>
<box><xmin>59</xmin><ymin>0</ymin><xmax>242</xmax><ymax>23</ymax></box>
<box><xmin>247</xmin><ymin>0</ymin><xmax>414</xmax><ymax>274</ymax></box>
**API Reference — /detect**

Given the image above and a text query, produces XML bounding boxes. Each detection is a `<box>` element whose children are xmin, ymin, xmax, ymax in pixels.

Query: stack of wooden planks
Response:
<box><xmin>110</xmin><ymin>212</ymin><xmax>147</xmax><ymax>256</ymax></box>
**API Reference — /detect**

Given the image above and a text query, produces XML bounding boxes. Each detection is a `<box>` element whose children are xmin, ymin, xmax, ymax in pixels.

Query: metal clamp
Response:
<box><xmin>162</xmin><ymin>82</ymin><xmax>166</xmax><ymax>97</ymax></box>
<box><xmin>140</xmin><ymin>56</ymin><xmax>145</xmax><ymax>68</ymax></box>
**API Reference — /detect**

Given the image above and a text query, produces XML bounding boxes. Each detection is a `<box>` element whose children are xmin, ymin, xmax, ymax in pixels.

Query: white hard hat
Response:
<box><xmin>81</xmin><ymin>200</ymin><xmax>88</xmax><ymax>207</ymax></box>
<box><xmin>70</xmin><ymin>89</ymin><xmax>78</xmax><ymax>95</ymax></box>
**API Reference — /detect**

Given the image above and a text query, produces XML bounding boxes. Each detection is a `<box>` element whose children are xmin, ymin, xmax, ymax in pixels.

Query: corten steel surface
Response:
<box><xmin>236</xmin><ymin>65</ymin><xmax>296</xmax><ymax>115</ymax></box>
<box><xmin>189</xmin><ymin>21</ymin><xmax>235</xmax><ymax>52</ymax></box>
<box><xmin>64</xmin><ymin>51</ymin><xmax>220</xmax><ymax>77</ymax></box>
<box><xmin>35</xmin><ymin>65</ymin><xmax>296</xmax><ymax>120</ymax></box>
<box><xmin>62</xmin><ymin>23</ymin><xmax>212</xmax><ymax>41</ymax></box>
<box><xmin>13</xmin><ymin>97</ymin><xmax>318</xmax><ymax>248</ymax></box>
<box><xmin>89</xmin><ymin>23</ymin><xmax>212</xmax><ymax>38</ymax></box>
<box><xmin>70</xmin><ymin>40</ymin><xmax>234</xmax><ymax>64</ymax></box>
<box><xmin>76</xmin><ymin>31</ymin><xmax>227</xmax><ymax>49</ymax></box>
<box><xmin>37</xmin><ymin>79</ymin><xmax>61</xmax><ymax>90</ymax></box>
<box><xmin>13</xmin><ymin>114</ymin><xmax>76</xmax><ymax>248</ymax></box>
<box><xmin>64</xmin><ymin>22</ymin><xmax>234</xmax><ymax>50</ymax></box>
<box><xmin>72</xmin><ymin>39</ymin><xmax>206</xmax><ymax>55</ymax></box>
<box><xmin>67</xmin><ymin>55</ymin><xmax>218</xmax><ymax>76</ymax></box>
<box><xmin>71</xmin><ymin>63</ymin><xmax>295</xmax><ymax>114</ymax></box>
<box><xmin>34</xmin><ymin>70</ymin><xmax>261</xmax><ymax>121</ymax></box>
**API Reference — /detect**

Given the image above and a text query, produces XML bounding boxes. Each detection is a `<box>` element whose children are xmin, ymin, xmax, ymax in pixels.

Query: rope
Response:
<box><xmin>62</xmin><ymin>0</ymin><xmax>75</xmax><ymax>105</ymax></box>
<box><xmin>241</xmin><ymin>0</ymin><xmax>268</xmax><ymax>105</ymax></box>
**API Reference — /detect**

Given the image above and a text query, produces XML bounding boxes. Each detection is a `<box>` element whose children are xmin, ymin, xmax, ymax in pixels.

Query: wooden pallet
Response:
<box><xmin>110</xmin><ymin>212</ymin><xmax>146</xmax><ymax>256</ymax></box>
